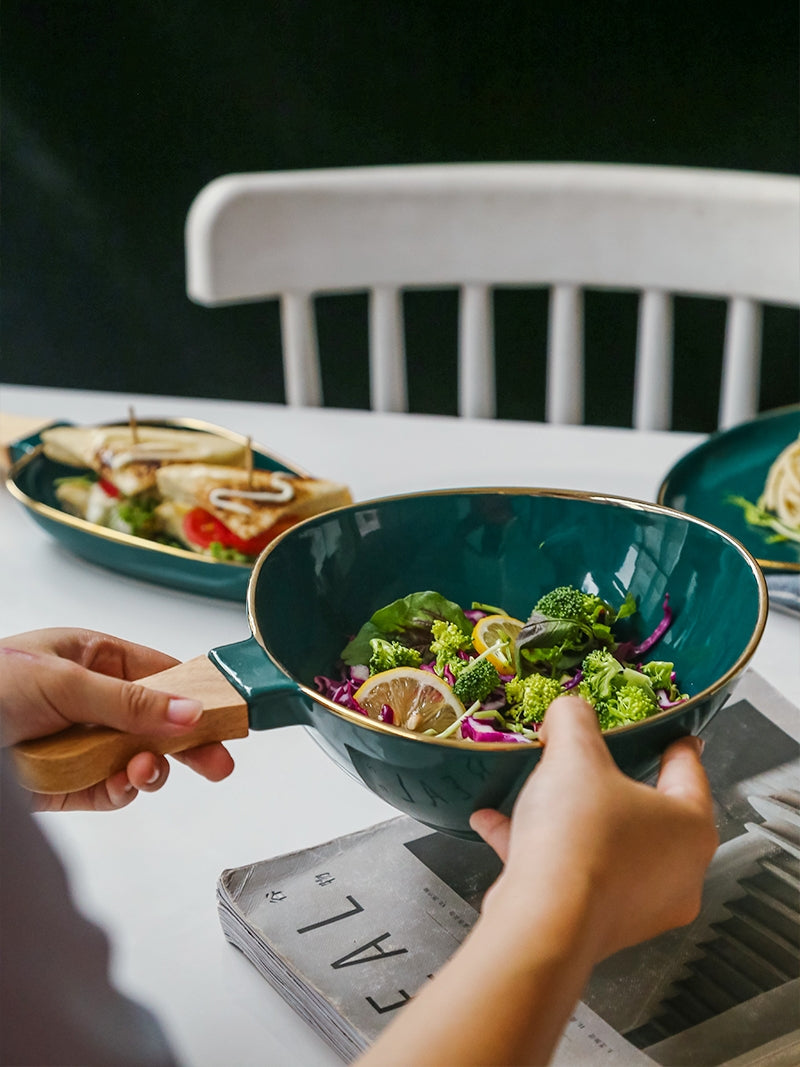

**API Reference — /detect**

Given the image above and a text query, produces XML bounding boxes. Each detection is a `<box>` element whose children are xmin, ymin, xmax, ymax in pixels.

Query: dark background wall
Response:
<box><xmin>2</xmin><ymin>1</ymin><xmax>798</xmax><ymax>430</ymax></box>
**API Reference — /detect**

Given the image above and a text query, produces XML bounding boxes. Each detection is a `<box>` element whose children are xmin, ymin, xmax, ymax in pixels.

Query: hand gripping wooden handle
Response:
<box><xmin>12</xmin><ymin>655</ymin><xmax>250</xmax><ymax>795</ymax></box>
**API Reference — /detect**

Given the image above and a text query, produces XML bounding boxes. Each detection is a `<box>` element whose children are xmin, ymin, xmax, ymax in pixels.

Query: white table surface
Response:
<box><xmin>2</xmin><ymin>383</ymin><xmax>798</xmax><ymax>1067</ymax></box>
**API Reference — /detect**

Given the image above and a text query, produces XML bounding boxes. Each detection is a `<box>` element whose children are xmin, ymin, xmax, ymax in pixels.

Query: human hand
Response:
<box><xmin>471</xmin><ymin>695</ymin><xmax>718</xmax><ymax>964</ymax></box>
<box><xmin>0</xmin><ymin>628</ymin><xmax>235</xmax><ymax>812</ymax></box>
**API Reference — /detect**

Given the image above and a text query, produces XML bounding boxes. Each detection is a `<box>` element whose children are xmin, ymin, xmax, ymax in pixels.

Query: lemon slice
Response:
<box><xmin>354</xmin><ymin>667</ymin><xmax>466</xmax><ymax>734</ymax></box>
<box><xmin>472</xmin><ymin>614</ymin><xmax>525</xmax><ymax>673</ymax></box>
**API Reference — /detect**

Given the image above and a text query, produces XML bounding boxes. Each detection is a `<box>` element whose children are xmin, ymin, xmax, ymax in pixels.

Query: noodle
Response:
<box><xmin>760</xmin><ymin>434</ymin><xmax>800</xmax><ymax>530</ymax></box>
<box><xmin>728</xmin><ymin>432</ymin><xmax>800</xmax><ymax>545</ymax></box>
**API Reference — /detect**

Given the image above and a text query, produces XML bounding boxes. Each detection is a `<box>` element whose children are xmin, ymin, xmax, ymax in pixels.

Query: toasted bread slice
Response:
<box><xmin>155</xmin><ymin>464</ymin><xmax>353</xmax><ymax>541</ymax></box>
<box><xmin>42</xmin><ymin>425</ymin><xmax>247</xmax><ymax>496</ymax></box>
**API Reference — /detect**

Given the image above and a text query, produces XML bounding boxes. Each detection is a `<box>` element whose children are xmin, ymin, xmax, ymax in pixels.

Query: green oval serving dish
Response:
<box><xmin>5</xmin><ymin>418</ymin><xmax>307</xmax><ymax>602</ymax></box>
<box><xmin>658</xmin><ymin>405</ymin><xmax>800</xmax><ymax>573</ymax></box>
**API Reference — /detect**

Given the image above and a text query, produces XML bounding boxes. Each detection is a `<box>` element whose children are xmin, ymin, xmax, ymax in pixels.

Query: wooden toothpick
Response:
<box><xmin>245</xmin><ymin>436</ymin><xmax>254</xmax><ymax>488</ymax></box>
<box><xmin>128</xmin><ymin>406</ymin><xmax>139</xmax><ymax>443</ymax></box>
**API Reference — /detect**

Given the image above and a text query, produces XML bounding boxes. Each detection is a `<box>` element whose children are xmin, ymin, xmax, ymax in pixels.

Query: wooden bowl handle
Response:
<box><xmin>12</xmin><ymin>655</ymin><xmax>250</xmax><ymax>795</ymax></box>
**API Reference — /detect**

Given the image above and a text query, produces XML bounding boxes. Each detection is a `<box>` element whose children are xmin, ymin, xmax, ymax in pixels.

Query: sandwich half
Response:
<box><xmin>42</xmin><ymin>424</ymin><xmax>247</xmax><ymax>496</ymax></box>
<box><xmin>155</xmin><ymin>463</ymin><xmax>353</xmax><ymax>559</ymax></box>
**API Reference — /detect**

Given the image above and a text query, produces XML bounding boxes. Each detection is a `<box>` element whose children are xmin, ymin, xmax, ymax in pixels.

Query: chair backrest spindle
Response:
<box><xmin>458</xmin><ymin>284</ymin><xmax>495</xmax><ymax>419</ymax></box>
<box><xmin>280</xmin><ymin>291</ymin><xmax>322</xmax><ymax>407</ymax></box>
<box><xmin>633</xmin><ymin>289</ymin><xmax>674</xmax><ymax>431</ymax></box>
<box><xmin>369</xmin><ymin>286</ymin><xmax>407</xmax><ymax>412</ymax></box>
<box><xmin>719</xmin><ymin>298</ymin><xmax>763</xmax><ymax>429</ymax></box>
<box><xmin>546</xmin><ymin>284</ymin><xmax>584</xmax><ymax>425</ymax></box>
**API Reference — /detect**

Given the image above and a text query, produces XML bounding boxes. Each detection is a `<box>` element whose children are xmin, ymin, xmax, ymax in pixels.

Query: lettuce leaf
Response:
<box><xmin>341</xmin><ymin>590</ymin><xmax>471</xmax><ymax>666</ymax></box>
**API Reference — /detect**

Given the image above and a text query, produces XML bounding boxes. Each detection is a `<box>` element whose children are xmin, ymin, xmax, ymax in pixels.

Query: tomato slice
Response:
<box><xmin>98</xmin><ymin>478</ymin><xmax>121</xmax><ymax>498</ymax></box>
<box><xmin>183</xmin><ymin>508</ymin><xmax>228</xmax><ymax>548</ymax></box>
<box><xmin>182</xmin><ymin>508</ymin><xmax>277</xmax><ymax>557</ymax></box>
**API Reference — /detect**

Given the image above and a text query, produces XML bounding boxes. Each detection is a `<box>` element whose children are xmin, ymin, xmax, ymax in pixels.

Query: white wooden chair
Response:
<box><xmin>185</xmin><ymin>163</ymin><xmax>799</xmax><ymax>430</ymax></box>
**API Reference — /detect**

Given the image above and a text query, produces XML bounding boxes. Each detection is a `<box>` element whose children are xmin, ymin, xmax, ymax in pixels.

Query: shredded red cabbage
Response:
<box><xmin>656</xmin><ymin>690</ymin><xmax>687</xmax><ymax>710</ymax></box>
<box><xmin>460</xmin><ymin>717</ymin><xmax>533</xmax><ymax>743</ymax></box>
<box><xmin>634</xmin><ymin>595</ymin><xmax>673</xmax><ymax>657</ymax></box>
<box><xmin>563</xmin><ymin>669</ymin><xmax>583</xmax><ymax>691</ymax></box>
<box><xmin>481</xmin><ymin>684</ymin><xmax>509</xmax><ymax>710</ymax></box>
<box><xmin>314</xmin><ymin>674</ymin><xmax>367</xmax><ymax>714</ymax></box>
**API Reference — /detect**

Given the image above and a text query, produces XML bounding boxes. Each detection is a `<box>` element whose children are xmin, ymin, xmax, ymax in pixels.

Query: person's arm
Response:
<box><xmin>0</xmin><ymin>627</ymin><xmax>235</xmax><ymax>810</ymax></box>
<box><xmin>0</xmin><ymin>627</ymin><xmax>220</xmax><ymax>1064</ymax></box>
<box><xmin>356</xmin><ymin>695</ymin><xmax>718</xmax><ymax>1067</ymax></box>
<box><xmin>0</xmin><ymin>754</ymin><xmax>181</xmax><ymax>1067</ymax></box>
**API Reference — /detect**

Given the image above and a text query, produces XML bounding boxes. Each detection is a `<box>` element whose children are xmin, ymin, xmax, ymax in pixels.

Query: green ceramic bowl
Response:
<box><xmin>207</xmin><ymin>488</ymin><xmax>767</xmax><ymax>838</ymax></box>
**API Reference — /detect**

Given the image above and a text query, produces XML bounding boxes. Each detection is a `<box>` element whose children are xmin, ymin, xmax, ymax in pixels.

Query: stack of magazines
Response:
<box><xmin>218</xmin><ymin>670</ymin><xmax>800</xmax><ymax>1066</ymax></box>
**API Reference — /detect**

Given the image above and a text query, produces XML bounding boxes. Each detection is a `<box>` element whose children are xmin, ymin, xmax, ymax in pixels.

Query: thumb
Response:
<box><xmin>470</xmin><ymin>807</ymin><xmax>512</xmax><ymax>861</ymax></box>
<box><xmin>656</xmin><ymin>735</ymin><xmax>714</xmax><ymax>811</ymax></box>
<box><xmin>44</xmin><ymin>657</ymin><xmax>204</xmax><ymax>736</ymax></box>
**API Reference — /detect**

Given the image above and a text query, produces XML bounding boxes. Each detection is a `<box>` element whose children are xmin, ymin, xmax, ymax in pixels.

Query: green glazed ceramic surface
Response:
<box><xmin>658</xmin><ymin>405</ymin><xmax>800</xmax><ymax>573</ymax></box>
<box><xmin>5</xmin><ymin>419</ymin><xmax>305</xmax><ymax>602</ymax></box>
<box><xmin>208</xmin><ymin>488</ymin><xmax>767</xmax><ymax>838</ymax></box>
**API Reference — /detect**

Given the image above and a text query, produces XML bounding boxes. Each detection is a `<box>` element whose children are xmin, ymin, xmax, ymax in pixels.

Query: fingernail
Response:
<box><xmin>145</xmin><ymin>767</ymin><xmax>161</xmax><ymax>785</ymax></box>
<box><xmin>167</xmin><ymin>698</ymin><xmax>203</xmax><ymax>725</ymax></box>
<box><xmin>687</xmin><ymin>735</ymin><xmax>706</xmax><ymax>756</ymax></box>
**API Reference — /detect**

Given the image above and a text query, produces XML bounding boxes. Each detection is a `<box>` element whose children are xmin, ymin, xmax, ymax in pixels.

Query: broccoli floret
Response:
<box><xmin>579</xmin><ymin>647</ymin><xmax>623</xmax><ymax>697</ymax></box>
<box><xmin>640</xmin><ymin>660</ymin><xmax>687</xmax><ymax>704</ymax></box>
<box><xmin>595</xmin><ymin>682</ymin><xmax>659</xmax><ymax>730</ymax></box>
<box><xmin>452</xmin><ymin>657</ymin><xmax>501</xmax><ymax>707</ymax></box>
<box><xmin>516</xmin><ymin>586</ymin><xmax>632</xmax><ymax>678</ymax></box>
<box><xmin>504</xmin><ymin>673</ymin><xmax>565</xmax><ymax>724</ymax></box>
<box><xmin>534</xmin><ymin>585</ymin><xmax>592</xmax><ymax>621</ymax></box>
<box><xmin>368</xmin><ymin>638</ymin><xmax>422</xmax><ymax>674</ymax></box>
<box><xmin>534</xmin><ymin>584</ymin><xmax>637</xmax><ymax>626</ymax></box>
<box><xmin>640</xmin><ymin>660</ymin><xmax>674</xmax><ymax>690</ymax></box>
<box><xmin>429</xmin><ymin>619</ymin><xmax>473</xmax><ymax>675</ymax></box>
<box><xmin>617</xmin><ymin>682</ymin><xmax>658</xmax><ymax>720</ymax></box>
<box><xmin>578</xmin><ymin>648</ymin><xmax>660</xmax><ymax>730</ymax></box>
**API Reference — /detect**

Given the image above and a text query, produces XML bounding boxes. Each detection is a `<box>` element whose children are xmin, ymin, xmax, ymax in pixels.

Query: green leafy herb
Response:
<box><xmin>208</xmin><ymin>541</ymin><xmax>252</xmax><ymax>563</ymax></box>
<box><xmin>514</xmin><ymin>584</ymin><xmax>626</xmax><ymax>677</ymax></box>
<box><xmin>341</xmin><ymin>590</ymin><xmax>471</xmax><ymax>666</ymax></box>
<box><xmin>727</xmin><ymin>494</ymin><xmax>799</xmax><ymax>544</ymax></box>
<box><xmin>112</xmin><ymin>495</ymin><xmax>160</xmax><ymax>538</ymax></box>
